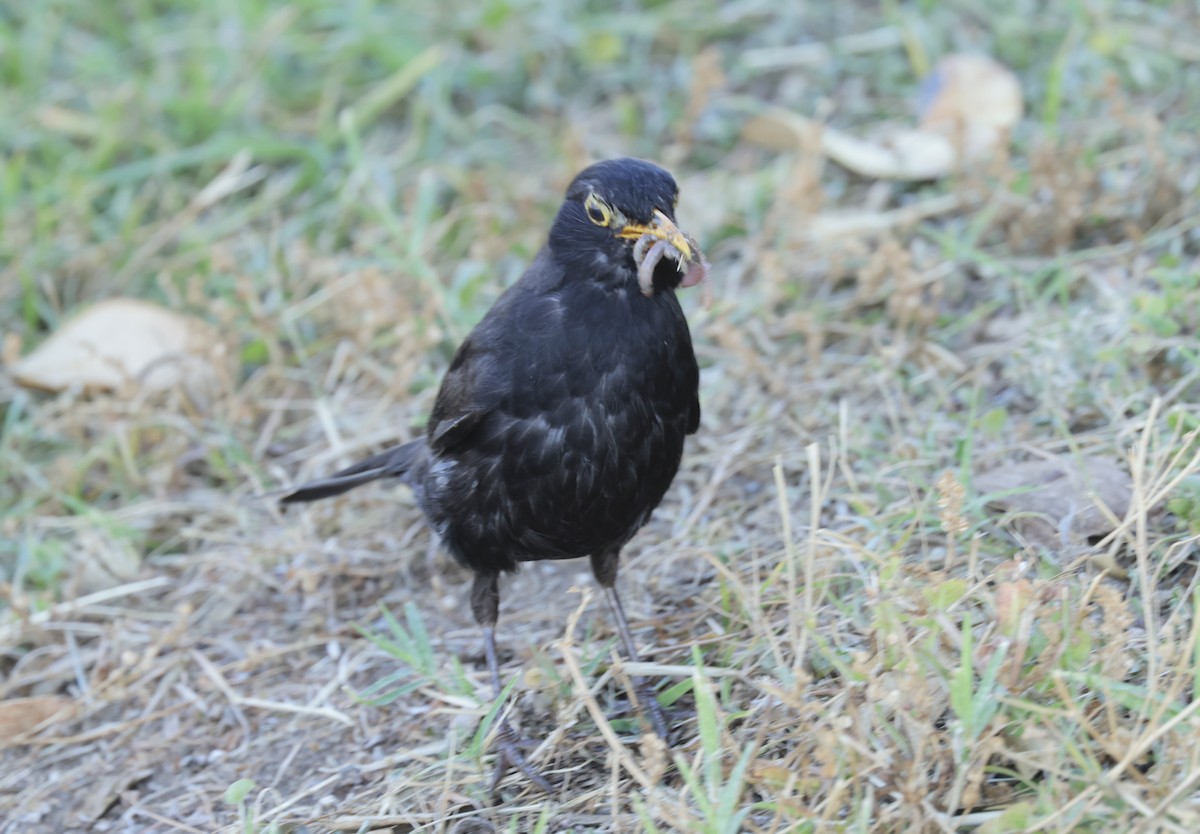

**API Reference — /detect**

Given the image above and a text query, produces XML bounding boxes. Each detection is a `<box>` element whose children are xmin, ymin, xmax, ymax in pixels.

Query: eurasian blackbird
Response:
<box><xmin>281</xmin><ymin>157</ymin><xmax>706</xmax><ymax>792</ymax></box>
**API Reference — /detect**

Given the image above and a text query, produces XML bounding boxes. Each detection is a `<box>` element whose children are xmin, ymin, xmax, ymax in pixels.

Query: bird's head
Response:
<box><xmin>549</xmin><ymin>158</ymin><xmax>706</xmax><ymax>296</ymax></box>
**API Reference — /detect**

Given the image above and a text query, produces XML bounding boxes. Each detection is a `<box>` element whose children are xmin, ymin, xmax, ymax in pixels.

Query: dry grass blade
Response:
<box><xmin>557</xmin><ymin>587</ymin><xmax>654</xmax><ymax>791</ymax></box>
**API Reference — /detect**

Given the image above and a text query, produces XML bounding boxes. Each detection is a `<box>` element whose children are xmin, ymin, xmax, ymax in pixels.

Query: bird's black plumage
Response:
<box><xmin>281</xmin><ymin>157</ymin><xmax>703</xmax><ymax>793</ymax></box>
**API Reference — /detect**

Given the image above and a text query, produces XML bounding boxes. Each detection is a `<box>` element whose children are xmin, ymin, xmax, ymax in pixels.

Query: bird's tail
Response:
<box><xmin>279</xmin><ymin>440</ymin><xmax>426</xmax><ymax>505</ymax></box>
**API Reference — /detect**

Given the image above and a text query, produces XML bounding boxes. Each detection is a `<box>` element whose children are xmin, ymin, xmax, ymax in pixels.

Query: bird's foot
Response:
<box><xmin>489</xmin><ymin>719</ymin><xmax>554</xmax><ymax>799</ymax></box>
<box><xmin>634</xmin><ymin>679</ymin><xmax>671</xmax><ymax>742</ymax></box>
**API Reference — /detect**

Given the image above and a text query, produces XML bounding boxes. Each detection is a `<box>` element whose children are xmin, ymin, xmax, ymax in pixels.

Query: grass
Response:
<box><xmin>3</xmin><ymin>0</ymin><xmax>1200</xmax><ymax>831</ymax></box>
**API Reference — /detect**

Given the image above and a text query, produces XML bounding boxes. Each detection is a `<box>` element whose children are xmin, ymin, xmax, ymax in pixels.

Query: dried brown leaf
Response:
<box><xmin>976</xmin><ymin>455</ymin><xmax>1132</xmax><ymax>552</ymax></box>
<box><xmin>821</xmin><ymin>124</ymin><xmax>958</xmax><ymax>181</ymax></box>
<box><xmin>78</xmin><ymin>761</ymin><xmax>157</xmax><ymax>823</ymax></box>
<box><xmin>0</xmin><ymin>695</ymin><xmax>73</xmax><ymax>742</ymax></box>
<box><xmin>918</xmin><ymin>53</ymin><xmax>1023</xmax><ymax>160</ymax></box>
<box><xmin>745</xmin><ymin>53</ymin><xmax>1021</xmax><ymax>181</ymax></box>
<box><xmin>995</xmin><ymin>579</ymin><xmax>1034</xmax><ymax>635</ymax></box>
<box><xmin>10</xmin><ymin>298</ymin><xmax>230</xmax><ymax>401</ymax></box>
<box><xmin>75</xmin><ymin>527</ymin><xmax>143</xmax><ymax>594</ymax></box>
<box><xmin>741</xmin><ymin>108</ymin><xmax>821</xmax><ymax>153</ymax></box>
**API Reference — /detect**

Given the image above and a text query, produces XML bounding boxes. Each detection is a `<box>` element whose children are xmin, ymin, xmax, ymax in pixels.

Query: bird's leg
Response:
<box><xmin>470</xmin><ymin>572</ymin><xmax>554</xmax><ymax>796</ymax></box>
<box><xmin>589</xmin><ymin>550</ymin><xmax>670</xmax><ymax>740</ymax></box>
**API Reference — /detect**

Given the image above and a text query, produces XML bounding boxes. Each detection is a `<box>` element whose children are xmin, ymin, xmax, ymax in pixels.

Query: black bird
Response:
<box><xmin>281</xmin><ymin>158</ymin><xmax>705</xmax><ymax>792</ymax></box>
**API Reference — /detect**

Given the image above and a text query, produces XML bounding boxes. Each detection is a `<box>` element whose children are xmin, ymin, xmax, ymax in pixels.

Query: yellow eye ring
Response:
<box><xmin>584</xmin><ymin>193</ymin><xmax>612</xmax><ymax>227</ymax></box>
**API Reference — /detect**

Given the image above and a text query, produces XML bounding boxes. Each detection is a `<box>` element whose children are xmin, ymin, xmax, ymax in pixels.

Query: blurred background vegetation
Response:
<box><xmin>5</xmin><ymin>0</ymin><xmax>1197</xmax><ymax>566</ymax></box>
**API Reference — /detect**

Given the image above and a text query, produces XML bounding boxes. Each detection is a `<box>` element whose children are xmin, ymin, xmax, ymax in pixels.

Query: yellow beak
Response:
<box><xmin>616</xmin><ymin>209</ymin><xmax>694</xmax><ymax>262</ymax></box>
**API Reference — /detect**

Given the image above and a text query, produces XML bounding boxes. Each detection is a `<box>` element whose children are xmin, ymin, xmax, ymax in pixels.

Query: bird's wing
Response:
<box><xmin>427</xmin><ymin>250</ymin><xmax>565</xmax><ymax>453</ymax></box>
<box><xmin>427</xmin><ymin>335</ymin><xmax>498</xmax><ymax>453</ymax></box>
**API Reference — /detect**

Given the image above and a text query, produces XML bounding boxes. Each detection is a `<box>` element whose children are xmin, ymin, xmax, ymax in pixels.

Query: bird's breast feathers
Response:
<box><xmin>422</xmin><ymin>278</ymin><xmax>697</xmax><ymax>565</ymax></box>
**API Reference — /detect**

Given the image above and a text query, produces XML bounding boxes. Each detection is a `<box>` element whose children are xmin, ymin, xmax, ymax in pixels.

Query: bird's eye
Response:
<box><xmin>584</xmin><ymin>194</ymin><xmax>612</xmax><ymax>227</ymax></box>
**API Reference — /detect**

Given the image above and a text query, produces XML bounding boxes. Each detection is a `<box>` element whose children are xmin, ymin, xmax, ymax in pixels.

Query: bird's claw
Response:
<box><xmin>489</xmin><ymin>719</ymin><xmax>554</xmax><ymax>800</ymax></box>
<box><xmin>635</xmin><ymin>680</ymin><xmax>671</xmax><ymax>742</ymax></box>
